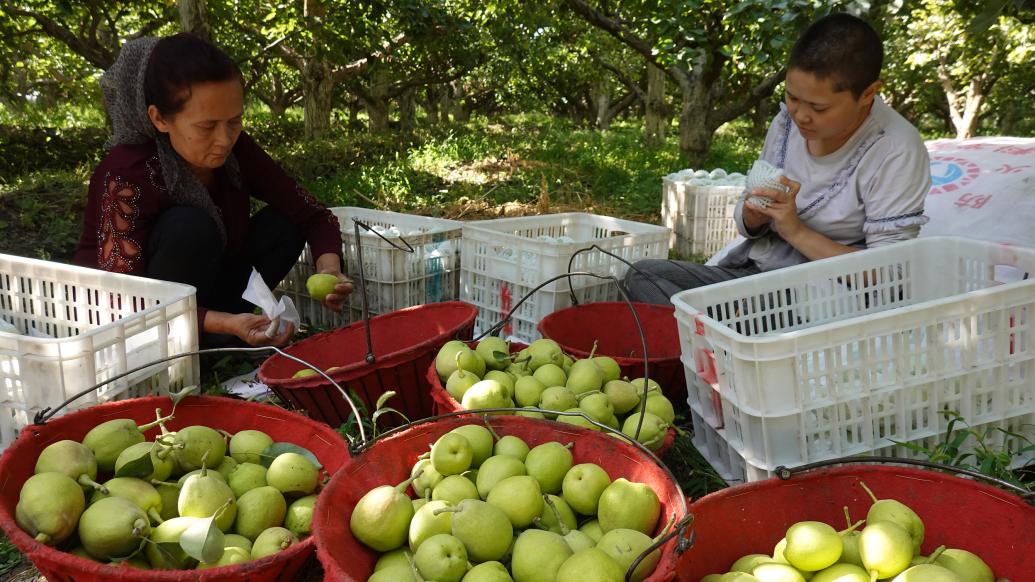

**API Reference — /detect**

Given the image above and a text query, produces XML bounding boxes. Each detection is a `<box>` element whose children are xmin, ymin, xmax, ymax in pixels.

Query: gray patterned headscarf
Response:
<box><xmin>101</xmin><ymin>36</ymin><xmax>243</xmax><ymax>247</ymax></box>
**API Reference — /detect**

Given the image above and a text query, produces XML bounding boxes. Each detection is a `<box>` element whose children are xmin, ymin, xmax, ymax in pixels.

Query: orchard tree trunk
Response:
<box><xmin>302</xmin><ymin>58</ymin><xmax>333</xmax><ymax>139</ymax></box>
<box><xmin>591</xmin><ymin>79</ymin><xmax>611</xmax><ymax>130</ymax></box>
<box><xmin>178</xmin><ymin>0</ymin><xmax>212</xmax><ymax>42</ymax></box>
<box><xmin>425</xmin><ymin>86</ymin><xmax>441</xmax><ymax>124</ymax></box>
<box><xmin>677</xmin><ymin>78</ymin><xmax>713</xmax><ymax>168</ymax></box>
<box><xmin>752</xmin><ymin>98</ymin><xmax>773</xmax><ymax>137</ymax></box>
<box><xmin>366</xmin><ymin>68</ymin><xmax>391</xmax><ymax>133</ymax></box>
<box><xmin>644</xmin><ymin>64</ymin><xmax>667</xmax><ymax>146</ymax></box>
<box><xmin>399</xmin><ymin>87</ymin><xmax>417</xmax><ymax>131</ymax></box>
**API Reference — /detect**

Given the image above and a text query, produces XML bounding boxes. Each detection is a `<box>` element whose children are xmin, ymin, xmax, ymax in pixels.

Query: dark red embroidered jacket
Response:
<box><xmin>73</xmin><ymin>131</ymin><xmax>342</xmax><ymax>327</ymax></box>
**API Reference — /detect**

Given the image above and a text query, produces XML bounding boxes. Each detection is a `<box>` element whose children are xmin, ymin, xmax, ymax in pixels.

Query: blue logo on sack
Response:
<box><xmin>930</xmin><ymin>161</ymin><xmax>963</xmax><ymax>186</ymax></box>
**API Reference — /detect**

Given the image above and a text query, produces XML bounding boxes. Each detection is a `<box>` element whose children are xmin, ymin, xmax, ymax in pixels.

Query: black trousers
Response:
<box><xmin>145</xmin><ymin>206</ymin><xmax>306</xmax><ymax>347</ymax></box>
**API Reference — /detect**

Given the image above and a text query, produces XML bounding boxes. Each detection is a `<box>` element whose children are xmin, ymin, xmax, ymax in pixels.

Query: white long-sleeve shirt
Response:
<box><xmin>721</xmin><ymin>96</ymin><xmax>931</xmax><ymax>271</ymax></box>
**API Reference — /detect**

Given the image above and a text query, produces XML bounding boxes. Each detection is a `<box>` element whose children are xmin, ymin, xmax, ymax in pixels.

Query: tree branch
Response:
<box><xmin>235</xmin><ymin>22</ymin><xmax>304</xmax><ymax>69</ymax></box>
<box><xmin>590</xmin><ymin>52</ymin><xmax>646</xmax><ymax>99</ymax></box>
<box><xmin>1</xmin><ymin>5</ymin><xmax>114</xmax><ymax>68</ymax></box>
<box><xmin>335</xmin><ymin>32</ymin><xmax>411</xmax><ymax>81</ymax></box>
<box><xmin>711</xmin><ymin>68</ymin><xmax>786</xmax><ymax>127</ymax></box>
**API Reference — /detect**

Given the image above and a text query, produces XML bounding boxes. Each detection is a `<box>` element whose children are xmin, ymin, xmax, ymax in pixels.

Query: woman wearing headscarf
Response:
<box><xmin>74</xmin><ymin>33</ymin><xmax>351</xmax><ymax>347</ymax></box>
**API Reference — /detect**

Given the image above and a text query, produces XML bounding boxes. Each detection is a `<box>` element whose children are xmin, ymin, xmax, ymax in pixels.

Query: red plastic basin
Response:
<box><xmin>312</xmin><ymin>415</ymin><xmax>689</xmax><ymax>581</ymax></box>
<box><xmin>675</xmin><ymin>464</ymin><xmax>1035</xmax><ymax>581</ymax></box>
<box><xmin>257</xmin><ymin>301</ymin><xmax>476</xmax><ymax>428</ymax></box>
<box><xmin>0</xmin><ymin>396</ymin><xmax>349</xmax><ymax>582</ymax></box>
<box><xmin>537</xmin><ymin>302</ymin><xmax>686</xmax><ymax>403</ymax></box>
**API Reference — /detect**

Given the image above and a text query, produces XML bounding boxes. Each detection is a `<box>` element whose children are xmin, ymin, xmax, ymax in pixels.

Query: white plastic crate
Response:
<box><xmin>277</xmin><ymin>208</ymin><xmax>462</xmax><ymax>329</ymax></box>
<box><xmin>661</xmin><ymin>177</ymin><xmax>743</xmax><ymax>258</ymax></box>
<box><xmin>673</xmin><ymin>237</ymin><xmax>1035</xmax><ymax>480</ymax></box>
<box><xmin>0</xmin><ymin>254</ymin><xmax>199</xmax><ymax>450</ymax></box>
<box><xmin>460</xmin><ymin>213</ymin><xmax>670</xmax><ymax>342</ymax></box>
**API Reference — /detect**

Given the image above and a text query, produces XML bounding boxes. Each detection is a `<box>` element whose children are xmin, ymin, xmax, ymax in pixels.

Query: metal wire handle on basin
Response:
<box><xmin>351</xmin><ymin>217</ymin><xmax>416</xmax><ymax>364</ymax></box>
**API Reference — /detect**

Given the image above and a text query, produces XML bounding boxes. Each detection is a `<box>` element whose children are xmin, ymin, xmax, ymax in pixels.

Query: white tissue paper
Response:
<box><xmin>241</xmin><ymin>268</ymin><xmax>300</xmax><ymax>335</ymax></box>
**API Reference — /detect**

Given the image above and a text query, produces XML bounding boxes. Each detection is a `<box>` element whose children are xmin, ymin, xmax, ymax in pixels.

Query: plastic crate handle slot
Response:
<box><xmin>773</xmin><ymin>456</ymin><xmax>1035</xmax><ymax>502</ymax></box>
<box><xmin>473</xmin><ymin>270</ymin><xmax>657</xmax><ymax>443</ymax></box>
<box><xmin>351</xmin><ymin>217</ymin><xmax>415</xmax><ymax>364</ymax></box>
<box><xmin>32</xmin><ymin>346</ymin><xmax>369</xmax><ymax>446</ymax></box>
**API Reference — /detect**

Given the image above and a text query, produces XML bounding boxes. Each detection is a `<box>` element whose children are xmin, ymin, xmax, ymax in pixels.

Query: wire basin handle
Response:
<box><xmin>351</xmin><ymin>217</ymin><xmax>416</xmax><ymax>365</ymax></box>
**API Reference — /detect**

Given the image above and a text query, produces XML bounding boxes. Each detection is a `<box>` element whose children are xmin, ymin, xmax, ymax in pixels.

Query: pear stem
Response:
<box><xmin>211</xmin><ymin>497</ymin><xmax>234</xmax><ymax>522</ymax></box>
<box><xmin>432</xmin><ymin>506</ymin><xmax>463</xmax><ymax>516</ymax></box>
<box><xmin>924</xmin><ymin>545</ymin><xmax>947</xmax><ymax>564</ymax></box>
<box><xmin>564</xmin><ymin>442</ymin><xmax>574</xmax><ymax>450</ymax></box>
<box><xmin>148</xmin><ymin>508</ymin><xmax>164</xmax><ymax>525</ymax></box>
<box><xmin>131</xmin><ymin>518</ymin><xmax>149</xmax><ymax>538</ymax></box>
<box><xmin>839</xmin><ymin>519</ymin><xmax>865</xmax><ymax>535</ymax></box>
<box><xmin>397</xmin><ymin>469</ymin><xmax>422</xmax><ymax>493</ymax></box>
<box><xmin>653</xmin><ymin>513</ymin><xmax>677</xmax><ymax>543</ymax></box>
<box><xmin>588</xmin><ymin>340</ymin><xmax>599</xmax><ymax>359</ymax></box>
<box><xmin>34</xmin><ymin>533</ymin><xmax>51</xmax><ymax>544</ymax></box>
<box><xmin>79</xmin><ymin>474</ymin><xmax>108</xmax><ymax>494</ymax></box>
<box><xmin>137</xmin><ymin>411</ymin><xmax>174</xmax><ymax>433</ymax></box>
<box><xmin>843</xmin><ymin>506</ymin><xmax>854</xmax><ymax>529</ymax></box>
<box><xmin>859</xmin><ymin>481</ymin><xmax>879</xmax><ymax>504</ymax></box>
<box><xmin>150</xmin><ymin>479</ymin><xmax>181</xmax><ymax>488</ymax></box>
<box><xmin>453</xmin><ymin>351</ymin><xmax>465</xmax><ymax>378</ymax></box>
<box><xmin>483</xmin><ymin>419</ymin><xmax>502</xmax><ymax>442</ymax></box>
<box><xmin>543</xmin><ymin>495</ymin><xmax>570</xmax><ymax>536</ymax></box>
<box><xmin>870</xmin><ymin>572</ymin><xmax>878</xmax><ymax>582</ymax></box>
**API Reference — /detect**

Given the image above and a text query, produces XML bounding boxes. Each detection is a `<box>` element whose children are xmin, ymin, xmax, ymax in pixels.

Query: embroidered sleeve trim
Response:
<box><xmin>97</xmin><ymin>173</ymin><xmax>143</xmax><ymax>273</ymax></box>
<box><xmin>294</xmin><ymin>184</ymin><xmax>341</xmax><ymax>230</ymax></box>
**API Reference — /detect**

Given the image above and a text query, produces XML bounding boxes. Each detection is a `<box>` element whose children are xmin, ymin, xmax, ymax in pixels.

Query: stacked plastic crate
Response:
<box><xmin>661</xmin><ymin>169</ymin><xmax>745</xmax><ymax>259</ymax></box>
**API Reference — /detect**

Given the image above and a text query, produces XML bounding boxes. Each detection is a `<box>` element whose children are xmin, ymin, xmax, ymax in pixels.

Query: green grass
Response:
<box><xmin>0</xmin><ymin>532</ymin><xmax>25</xmax><ymax>577</ymax></box>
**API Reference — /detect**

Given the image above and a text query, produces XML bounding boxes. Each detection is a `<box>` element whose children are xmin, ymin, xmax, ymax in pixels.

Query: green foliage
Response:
<box><xmin>0</xmin><ymin>532</ymin><xmax>24</xmax><ymax>576</ymax></box>
<box><xmin>892</xmin><ymin>410</ymin><xmax>1035</xmax><ymax>489</ymax></box>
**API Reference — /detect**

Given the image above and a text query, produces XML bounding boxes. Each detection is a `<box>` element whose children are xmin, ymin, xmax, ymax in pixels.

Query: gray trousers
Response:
<box><xmin>622</xmin><ymin>259</ymin><xmax>761</xmax><ymax>305</ymax></box>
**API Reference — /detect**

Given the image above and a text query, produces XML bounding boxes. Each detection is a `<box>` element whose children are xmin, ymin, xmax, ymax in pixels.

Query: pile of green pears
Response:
<box><xmin>15</xmin><ymin>409</ymin><xmax>323</xmax><ymax>571</ymax></box>
<box><xmin>699</xmin><ymin>482</ymin><xmax>1000</xmax><ymax>582</ymax></box>
<box><xmin>350</xmin><ymin>422</ymin><xmax>673</xmax><ymax>582</ymax></box>
<box><xmin>435</xmin><ymin>338</ymin><xmax>676</xmax><ymax>451</ymax></box>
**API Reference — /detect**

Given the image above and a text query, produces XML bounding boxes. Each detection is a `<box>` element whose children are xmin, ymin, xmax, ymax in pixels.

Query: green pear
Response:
<box><xmin>476</xmin><ymin>455</ymin><xmax>526</xmax><ymax>498</ymax></box>
<box><xmin>34</xmin><ymin>439</ymin><xmax>107</xmax><ymax>493</ymax></box>
<box><xmin>527</xmin><ymin>339</ymin><xmax>564</xmax><ymax>370</ymax></box>
<box><xmin>525</xmin><ymin>441</ymin><xmax>574</xmax><ymax>494</ymax></box>
<box><xmin>486</xmin><ymin>371</ymin><xmax>516</xmax><ymax>399</ymax></box>
<box><xmin>234</xmin><ymin>486</ymin><xmax>287</xmax><ymax>541</ymax></box>
<box><xmin>228</xmin><ymin>462</ymin><xmax>268</xmax><ymax>498</ymax></box>
<box><xmin>463</xmin><ymin>560</ymin><xmax>513</xmax><ymax>581</ymax></box>
<box><xmin>576</xmin><ymin>391</ymin><xmax>615</xmax><ymax>423</ymax></box>
<box><xmin>602</xmin><ymin>380</ymin><xmax>640</xmax><ymax>416</ymax></box>
<box><xmin>731</xmin><ymin>554</ymin><xmax>773</xmax><ymax>572</ymax></box>
<box><xmin>214</xmin><ymin>456</ymin><xmax>238</xmax><ymax>480</ymax></box>
<box><xmin>539</xmin><ymin>386</ymin><xmax>577</xmax><ymax>418</ymax></box>
<box><xmin>350</xmin><ymin>474</ymin><xmax>418</xmax><ymax>552</ymax></box>
<box><xmin>172</xmin><ymin>425</ymin><xmax>227</xmax><ymax>473</ymax></box>
<box><xmin>229</xmin><ymin>430</ymin><xmax>273</xmax><ymax>464</ymax></box>
<box><xmin>566</xmin><ymin>359</ymin><xmax>605</xmax><ymax>395</ymax></box>
<box><xmin>90</xmin><ymin>477</ymin><xmax>164</xmax><ymax>525</ymax></box>
<box><xmin>592</xmin><ymin>357</ymin><xmax>622</xmax><ymax>382</ymax></box>
<box><xmin>557</xmin><ymin>547</ymin><xmax>624</xmax><ymax>582</ymax></box>
<box><xmin>752</xmin><ymin>562</ymin><xmax>806</xmax><ymax>582</ymax></box>
<box><xmin>561</xmin><ymin>355</ymin><xmax>574</xmax><ymax>375</ymax></box>
<box><xmin>432</xmin><ymin>432</ymin><xmax>474</xmax><ymax>476</ymax></box>
<box><xmin>644</xmin><ymin>393</ymin><xmax>676</xmax><ymax>424</ymax></box>
<box><xmin>78</xmin><ymin>497</ymin><xmax>151</xmax><ymax>561</ymax></box>
<box><xmin>562</xmin><ymin>463</ymin><xmax>611</xmax><ymax>515</ymax></box>
<box><xmin>433</xmin><ymin>475</ymin><xmax>480</xmax><ymax>505</ymax></box>
<box><xmin>435</xmin><ymin>499</ymin><xmax>513</xmax><ymax>563</ymax></box>
<box><xmin>178</xmin><ymin>467</ymin><xmax>236</xmax><ymax>532</ymax></box>
<box><xmin>494</xmin><ymin>435</ymin><xmax>531</xmax><ymax>461</ymax></box>
<box><xmin>935</xmin><ymin>549</ymin><xmax>994</xmax><ymax>582</ymax></box>
<box><xmin>533</xmin><ymin>364</ymin><xmax>568</xmax><ymax>389</ymax></box>
<box><xmin>512</xmin><ymin>529</ymin><xmax>573</xmax><ymax>582</ymax></box>
<box><xmin>628</xmin><ymin>377</ymin><xmax>661</xmax><ymax>395</ymax></box>
<box><xmin>450</xmin><ymin>424</ymin><xmax>495</xmax><ymax>468</ymax></box>
<box><xmin>251</xmin><ymin>526</ymin><xmax>298</xmax><ymax>559</ymax></box>
<box><xmin>154</xmin><ymin>482</ymin><xmax>181</xmax><ymax>521</ymax></box>
<box><xmin>412</xmin><ymin>459</ymin><xmax>445</xmax><ymax>498</ymax></box>
<box><xmin>859</xmin><ymin>521</ymin><xmax>913</xmax><ymax>580</ymax></box>
<box><xmin>461</xmin><ymin>379</ymin><xmax>513</xmax><ymax>413</ymax></box>
<box><xmin>811</xmin><ymin>563</ymin><xmax>869</xmax><ymax>582</ymax></box>
<box><xmin>720</xmin><ymin>574</ymin><xmax>762</xmax><ymax>581</ymax></box>
<box><xmin>82</xmin><ymin>417</ymin><xmax>162</xmax><ymax>473</ymax></box>
<box><xmin>197</xmin><ymin>546</ymin><xmax>251</xmax><ymax>569</ymax></box>
<box><xmin>621</xmin><ymin>412</ymin><xmax>669</xmax><ymax>451</ymax></box>
<box><xmin>409</xmin><ymin>500</ymin><xmax>454</xmax><ymax>552</ymax></box>
<box><xmin>306</xmin><ymin>273</ymin><xmax>338</xmax><ymax>300</ymax></box>
<box><xmin>476</xmin><ymin>337</ymin><xmax>511</xmax><ymax>371</ymax></box>
<box><xmin>224</xmin><ymin>533</ymin><xmax>253</xmax><ymax>552</ymax></box>
<box><xmin>370</xmin><ymin>565</ymin><xmax>417</xmax><ymax>582</ymax></box>
<box><xmin>516</xmin><ymin>407</ymin><xmax>547</xmax><ymax>419</ymax></box>
<box><xmin>840</xmin><ymin>530</ymin><xmax>863</xmax><ymax>567</ymax></box>
<box><xmin>15</xmin><ymin>472</ymin><xmax>85</xmax><ymax>546</ymax></box>
<box><xmin>860</xmin><ymin>482</ymin><xmax>925</xmax><ymax>554</ymax></box>
<box><xmin>597</xmin><ymin>528</ymin><xmax>663</xmax><ymax>582</ymax></box>
<box><xmin>375</xmin><ymin>547</ymin><xmax>411</xmax><ymax>571</ymax></box>
<box><xmin>557</xmin><ymin>408</ymin><xmax>602</xmax><ymax>431</ymax></box>
<box><xmin>284</xmin><ymin>494</ymin><xmax>316</xmax><ymax>535</ymax></box>
<box><xmin>415</xmin><ymin>534</ymin><xmax>468</xmax><ymax>582</ymax></box>
<box><xmin>597</xmin><ymin>478</ymin><xmax>660</xmax><ymax>535</ymax></box>
<box><xmin>580</xmin><ymin>519</ymin><xmax>604</xmax><ymax>542</ymax></box>
<box><xmin>437</xmin><ymin>341</ymin><xmax>474</xmax><ymax>381</ymax></box>
<box><xmin>783</xmin><ymin>521</ymin><xmax>842</xmax><ymax>572</ymax></box>
<box><xmin>267</xmin><ymin>452</ymin><xmax>319</xmax><ymax>497</ymax></box>
<box><xmin>447</xmin><ymin>368</ymin><xmax>481</xmax><ymax>401</ymax></box>
<box><xmin>891</xmin><ymin>564</ymin><xmax>962</xmax><ymax>582</ymax></box>
<box><xmin>486</xmin><ymin>475</ymin><xmax>544</xmax><ymax>528</ymax></box>
<box><xmin>515</xmin><ymin>376</ymin><xmax>547</xmax><ymax>407</ymax></box>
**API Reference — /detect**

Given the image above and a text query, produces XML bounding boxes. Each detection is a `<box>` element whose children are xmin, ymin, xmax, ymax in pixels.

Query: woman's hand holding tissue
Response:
<box><xmin>315</xmin><ymin>253</ymin><xmax>354</xmax><ymax>312</ymax></box>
